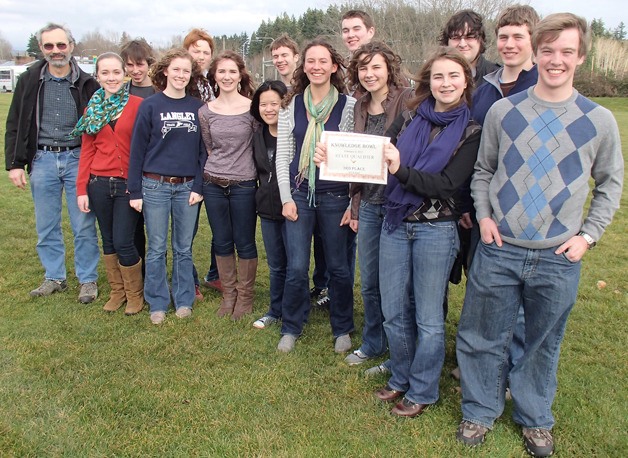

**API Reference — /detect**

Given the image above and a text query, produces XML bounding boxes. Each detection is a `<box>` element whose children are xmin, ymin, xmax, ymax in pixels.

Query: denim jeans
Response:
<box><xmin>379</xmin><ymin>219</ymin><xmax>459</xmax><ymax>405</ymax></box>
<box><xmin>356</xmin><ymin>202</ymin><xmax>387</xmax><ymax>358</ymax></box>
<box><xmin>202</xmin><ymin>180</ymin><xmax>257</xmax><ymax>260</ymax></box>
<box><xmin>281</xmin><ymin>189</ymin><xmax>354</xmax><ymax>337</ymax></box>
<box><xmin>29</xmin><ymin>148</ymin><xmax>99</xmax><ymax>283</ymax></box>
<box><xmin>457</xmin><ymin>241</ymin><xmax>581</xmax><ymax>429</ymax></box>
<box><xmin>88</xmin><ymin>176</ymin><xmax>140</xmax><ymax>266</ymax></box>
<box><xmin>190</xmin><ymin>201</ymin><xmax>219</xmax><ymax>285</ymax></box>
<box><xmin>142</xmin><ymin>176</ymin><xmax>199</xmax><ymax>312</ymax></box>
<box><xmin>312</xmin><ymin>219</ymin><xmax>357</xmax><ymax>289</ymax></box>
<box><xmin>260</xmin><ymin>217</ymin><xmax>287</xmax><ymax>319</ymax></box>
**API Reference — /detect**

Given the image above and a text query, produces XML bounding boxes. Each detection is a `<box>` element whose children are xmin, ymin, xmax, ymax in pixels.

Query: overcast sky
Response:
<box><xmin>1</xmin><ymin>0</ymin><xmax>625</xmax><ymax>51</ymax></box>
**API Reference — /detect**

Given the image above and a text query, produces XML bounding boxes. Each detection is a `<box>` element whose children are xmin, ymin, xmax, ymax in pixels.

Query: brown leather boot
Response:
<box><xmin>120</xmin><ymin>259</ymin><xmax>144</xmax><ymax>315</ymax></box>
<box><xmin>232</xmin><ymin>257</ymin><xmax>258</xmax><ymax>321</ymax></box>
<box><xmin>102</xmin><ymin>254</ymin><xmax>126</xmax><ymax>312</ymax></box>
<box><xmin>215</xmin><ymin>254</ymin><xmax>238</xmax><ymax>317</ymax></box>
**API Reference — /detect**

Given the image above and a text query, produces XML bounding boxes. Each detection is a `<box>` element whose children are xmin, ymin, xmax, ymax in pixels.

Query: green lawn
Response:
<box><xmin>0</xmin><ymin>92</ymin><xmax>626</xmax><ymax>456</ymax></box>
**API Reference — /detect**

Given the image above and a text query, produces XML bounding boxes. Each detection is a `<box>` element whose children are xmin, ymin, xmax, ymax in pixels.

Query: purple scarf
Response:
<box><xmin>384</xmin><ymin>97</ymin><xmax>470</xmax><ymax>233</ymax></box>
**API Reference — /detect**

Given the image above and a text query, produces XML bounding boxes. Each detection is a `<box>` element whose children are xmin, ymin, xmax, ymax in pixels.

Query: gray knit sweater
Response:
<box><xmin>472</xmin><ymin>87</ymin><xmax>623</xmax><ymax>249</ymax></box>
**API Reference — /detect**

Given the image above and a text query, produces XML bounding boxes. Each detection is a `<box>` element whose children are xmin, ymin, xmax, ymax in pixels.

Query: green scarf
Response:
<box><xmin>71</xmin><ymin>86</ymin><xmax>129</xmax><ymax>137</ymax></box>
<box><xmin>297</xmin><ymin>84</ymin><xmax>339</xmax><ymax>205</ymax></box>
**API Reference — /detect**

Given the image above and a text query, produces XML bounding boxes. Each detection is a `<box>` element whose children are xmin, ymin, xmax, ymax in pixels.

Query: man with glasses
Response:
<box><xmin>439</xmin><ymin>9</ymin><xmax>500</xmax><ymax>87</ymax></box>
<box><xmin>5</xmin><ymin>22</ymin><xmax>100</xmax><ymax>302</ymax></box>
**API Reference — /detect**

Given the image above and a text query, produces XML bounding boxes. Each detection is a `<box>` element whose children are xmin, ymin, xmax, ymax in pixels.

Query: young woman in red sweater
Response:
<box><xmin>75</xmin><ymin>52</ymin><xmax>144</xmax><ymax>315</ymax></box>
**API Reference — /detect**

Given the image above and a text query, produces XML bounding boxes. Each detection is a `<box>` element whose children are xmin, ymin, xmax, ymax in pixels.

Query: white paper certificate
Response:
<box><xmin>319</xmin><ymin>131</ymin><xmax>389</xmax><ymax>184</ymax></box>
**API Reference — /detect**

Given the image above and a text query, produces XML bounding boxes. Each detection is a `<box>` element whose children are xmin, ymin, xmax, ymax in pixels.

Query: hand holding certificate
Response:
<box><xmin>319</xmin><ymin>131</ymin><xmax>390</xmax><ymax>184</ymax></box>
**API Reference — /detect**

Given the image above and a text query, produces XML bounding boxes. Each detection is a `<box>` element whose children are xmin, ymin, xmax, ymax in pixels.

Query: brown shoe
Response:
<box><xmin>102</xmin><ymin>254</ymin><xmax>126</xmax><ymax>312</ymax></box>
<box><xmin>215</xmin><ymin>254</ymin><xmax>237</xmax><ymax>317</ymax></box>
<box><xmin>374</xmin><ymin>384</ymin><xmax>405</xmax><ymax>402</ymax></box>
<box><xmin>119</xmin><ymin>259</ymin><xmax>144</xmax><ymax>315</ymax></box>
<box><xmin>391</xmin><ymin>397</ymin><xmax>430</xmax><ymax>417</ymax></box>
<box><xmin>232</xmin><ymin>257</ymin><xmax>258</xmax><ymax>320</ymax></box>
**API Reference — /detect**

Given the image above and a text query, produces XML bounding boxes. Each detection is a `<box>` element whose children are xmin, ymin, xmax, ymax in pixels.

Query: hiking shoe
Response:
<box><xmin>78</xmin><ymin>282</ymin><xmax>98</xmax><ymax>304</ymax></box>
<box><xmin>175</xmin><ymin>307</ymin><xmax>193</xmax><ymax>319</ymax></box>
<box><xmin>364</xmin><ymin>363</ymin><xmax>391</xmax><ymax>377</ymax></box>
<box><xmin>522</xmin><ymin>428</ymin><xmax>554</xmax><ymax>457</ymax></box>
<box><xmin>345</xmin><ymin>349</ymin><xmax>370</xmax><ymax>365</ymax></box>
<box><xmin>456</xmin><ymin>420</ymin><xmax>488</xmax><ymax>446</ymax></box>
<box><xmin>150</xmin><ymin>311</ymin><xmax>166</xmax><ymax>325</ymax></box>
<box><xmin>253</xmin><ymin>315</ymin><xmax>278</xmax><ymax>329</ymax></box>
<box><xmin>30</xmin><ymin>279</ymin><xmax>67</xmax><ymax>297</ymax></box>
<box><xmin>194</xmin><ymin>285</ymin><xmax>204</xmax><ymax>301</ymax></box>
<box><xmin>334</xmin><ymin>334</ymin><xmax>352</xmax><ymax>353</ymax></box>
<box><xmin>277</xmin><ymin>334</ymin><xmax>297</xmax><ymax>353</ymax></box>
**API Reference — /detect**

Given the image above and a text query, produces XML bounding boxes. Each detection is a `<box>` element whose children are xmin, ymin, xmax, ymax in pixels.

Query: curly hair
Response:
<box><xmin>407</xmin><ymin>46</ymin><xmax>474</xmax><ymax>112</ymax></box>
<box><xmin>347</xmin><ymin>41</ymin><xmax>403</xmax><ymax>92</ymax></box>
<box><xmin>287</xmin><ymin>38</ymin><xmax>347</xmax><ymax>104</ymax></box>
<box><xmin>150</xmin><ymin>48</ymin><xmax>205</xmax><ymax>99</ymax></box>
<box><xmin>207</xmin><ymin>50</ymin><xmax>256</xmax><ymax>99</ymax></box>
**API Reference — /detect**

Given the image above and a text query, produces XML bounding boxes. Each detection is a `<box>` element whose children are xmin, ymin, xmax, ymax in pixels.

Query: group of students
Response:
<box><xmin>7</xmin><ymin>6</ymin><xmax>623</xmax><ymax>458</ymax></box>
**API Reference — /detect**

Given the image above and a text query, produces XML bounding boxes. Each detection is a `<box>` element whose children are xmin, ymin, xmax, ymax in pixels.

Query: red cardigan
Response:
<box><xmin>77</xmin><ymin>95</ymin><xmax>143</xmax><ymax>196</ymax></box>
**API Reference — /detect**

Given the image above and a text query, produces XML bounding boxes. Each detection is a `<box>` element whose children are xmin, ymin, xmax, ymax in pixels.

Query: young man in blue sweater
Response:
<box><xmin>456</xmin><ymin>13</ymin><xmax>624</xmax><ymax>457</ymax></box>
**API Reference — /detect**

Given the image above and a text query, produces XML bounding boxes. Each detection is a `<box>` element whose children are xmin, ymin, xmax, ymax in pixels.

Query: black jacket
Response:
<box><xmin>253</xmin><ymin>127</ymin><xmax>283</xmax><ymax>220</ymax></box>
<box><xmin>5</xmin><ymin>58</ymin><xmax>100</xmax><ymax>171</ymax></box>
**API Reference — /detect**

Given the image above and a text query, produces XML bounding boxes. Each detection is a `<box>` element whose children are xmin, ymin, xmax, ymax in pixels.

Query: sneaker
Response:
<box><xmin>253</xmin><ymin>315</ymin><xmax>278</xmax><ymax>329</ymax></box>
<box><xmin>309</xmin><ymin>286</ymin><xmax>323</xmax><ymax>299</ymax></box>
<box><xmin>334</xmin><ymin>334</ymin><xmax>352</xmax><ymax>353</ymax></box>
<box><xmin>456</xmin><ymin>420</ymin><xmax>489</xmax><ymax>447</ymax></box>
<box><xmin>315</xmin><ymin>288</ymin><xmax>330</xmax><ymax>308</ymax></box>
<box><xmin>277</xmin><ymin>334</ymin><xmax>297</xmax><ymax>353</ymax></box>
<box><xmin>175</xmin><ymin>307</ymin><xmax>193</xmax><ymax>319</ymax></box>
<box><xmin>522</xmin><ymin>428</ymin><xmax>554</xmax><ymax>457</ymax></box>
<box><xmin>30</xmin><ymin>279</ymin><xmax>67</xmax><ymax>297</ymax></box>
<box><xmin>194</xmin><ymin>285</ymin><xmax>204</xmax><ymax>301</ymax></box>
<box><xmin>345</xmin><ymin>349</ymin><xmax>370</xmax><ymax>365</ymax></box>
<box><xmin>150</xmin><ymin>311</ymin><xmax>166</xmax><ymax>325</ymax></box>
<box><xmin>202</xmin><ymin>278</ymin><xmax>223</xmax><ymax>292</ymax></box>
<box><xmin>78</xmin><ymin>282</ymin><xmax>98</xmax><ymax>304</ymax></box>
<box><xmin>364</xmin><ymin>363</ymin><xmax>391</xmax><ymax>377</ymax></box>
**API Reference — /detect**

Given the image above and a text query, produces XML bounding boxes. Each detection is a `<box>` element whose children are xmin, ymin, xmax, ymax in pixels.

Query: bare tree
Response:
<box><xmin>0</xmin><ymin>32</ymin><xmax>13</xmax><ymax>61</ymax></box>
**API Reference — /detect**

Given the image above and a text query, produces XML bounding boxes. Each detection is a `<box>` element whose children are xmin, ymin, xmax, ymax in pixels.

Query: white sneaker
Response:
<box><xmin>175</xmin><ymin>307</ymin><xmax>192</xmax><ymax>319</ymax></box>
<box><xmin>344</xmin><ymin>349</ymin><xmax>370</xmax><ymax>365</ymax></box>
<box><xmin>364</xmin><ymin>363</ymin><xmax>391</xmax><ymax>377</ymax></box>
<box><xmin>277</xmin><ymin>334</ymin><xmax>297</xmax><ymax>353</ymax></box>
<box><xmin>150</xmin><ymin>311</ymin><xmax>166</xmax><ymax>325</ymax></box>
<box><xmin>253</xmin><ymin>315</ymin><xmax>278</xmax><ymax>329</ymax></box>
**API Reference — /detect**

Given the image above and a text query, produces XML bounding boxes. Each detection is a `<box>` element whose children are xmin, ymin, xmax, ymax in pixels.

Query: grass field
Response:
<box><xmin>0</xmin><ymin>92</ymin><xmax>626</xmax><ymax>457</ymax></box>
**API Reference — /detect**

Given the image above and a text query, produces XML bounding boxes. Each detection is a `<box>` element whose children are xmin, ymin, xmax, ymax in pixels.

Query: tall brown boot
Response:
<box><xmin>102</xmin><ymin>254</ymin><xmax>126</xmax><ymax>312</ymax></box>
<box><xmin>232</xmin><ymin>257</ymin><xmax>258</xmax><ymax>321</ymax></box>
<box><xmin>120</xmin><ymin>259</ymin><xmax>144</xmax><ymax>315</ymax></box>
<box><xmin>215</xmin><ymin>254</ymin><xmax>238</xmax><ymax>317</ymax></box>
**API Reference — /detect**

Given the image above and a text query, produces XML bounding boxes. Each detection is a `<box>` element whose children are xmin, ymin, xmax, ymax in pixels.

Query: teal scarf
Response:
<box><xmin>71</xmin><ymin>86</ymin><xmax>129</xmax><ymax>137</ymax></box>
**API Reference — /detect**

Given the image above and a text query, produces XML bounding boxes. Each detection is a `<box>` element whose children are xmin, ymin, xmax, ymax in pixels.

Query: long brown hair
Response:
<box><xmin>407</xmin><ymin>46</ymin><xmax>473</xmax><ymax>112</ymax></box>
<box><xmin>150</xmin><ymin>48</ymin><xmax>204</xmax><ymax>98</ymax></box>
<box><xmin>347</xmin><ymin>41</ymin><xmax>403</xmax><ymax>92</ymax></box>
<box><xmin>286</xmin><ymin>38</ymin><xmax>346</xmax><ymax>104</ymax></box>
<box><xmin>208</xmin><ymin>50</ymin><xmax>256</xmax><ymax>99</ymax></box>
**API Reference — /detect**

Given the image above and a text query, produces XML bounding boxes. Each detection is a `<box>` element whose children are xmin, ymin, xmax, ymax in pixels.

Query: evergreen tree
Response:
<box><xmin>27</xmin><ymin>33</ymin><xmax>42</xmax><ymax>59</ymax></box>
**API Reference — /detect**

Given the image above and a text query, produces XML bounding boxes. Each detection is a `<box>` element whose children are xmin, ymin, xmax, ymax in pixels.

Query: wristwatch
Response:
<box><xmin>578</xmin><ymin>231</ymin><xmax>596</xmax><ymax>249</ymax></box>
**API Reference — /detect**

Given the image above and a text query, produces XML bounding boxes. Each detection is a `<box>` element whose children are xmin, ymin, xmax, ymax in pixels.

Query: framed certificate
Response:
<box><xmin>319</xmin><ymin>131</ymin><xmax>389</xmax><ymax>184</ymax></box>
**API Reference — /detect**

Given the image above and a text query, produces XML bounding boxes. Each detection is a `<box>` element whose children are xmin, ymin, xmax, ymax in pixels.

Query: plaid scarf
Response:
<box><xmin>71</xmin><ymin>86</ymin><xmax>129</xmax><ymax>137</ymax></box>
<box><xmin>297</xmin><ymin>84</ymin><xmax>338</xmax><ymax>205</ymax></box>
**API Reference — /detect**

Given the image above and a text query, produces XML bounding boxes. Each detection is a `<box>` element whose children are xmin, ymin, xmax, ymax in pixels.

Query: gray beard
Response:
<box><xmin>46</xmin><ymin>53</ymin><xmax>72</xmax><ymax>68</ymax></box>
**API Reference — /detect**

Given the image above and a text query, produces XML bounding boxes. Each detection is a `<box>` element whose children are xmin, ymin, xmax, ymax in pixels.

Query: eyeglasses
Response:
<box><xmin>449</xmin><ymin>34</ymin><xmax>479</xmax><ymax>43</ymax></box>
<box><xmin>43</xmin><ymin>42</ymin><xmax>69</xmax><ymax>51</ymax></box>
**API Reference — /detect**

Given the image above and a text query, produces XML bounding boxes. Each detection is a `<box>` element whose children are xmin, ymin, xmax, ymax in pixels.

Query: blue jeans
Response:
<box><xmin>29</xmin><ymin>148</ymin><xmax>99</xmax><ymax>283</ymax></box>
<box><xmin>282</xmin><ymin>189</ymin><xmax>354</xmax><ymax>337</ymax></box>
<box><xmin>88</xmin><ymin>176</ymin><xmax>140</xmax><ymax>266</ymax></box>
<box><xmin>202</xmin><ymin>180</ymin><xmax>257</xmax><ymax>259</ymax></box>
<box><xmin>260</xmin><ymin>217</ymin><xmax>287</xmax><ymax>319</ymax></box>
<box><xmin>356</xmin><ymin>202</ymin><xmax>387</xmax><ymax>358</ymax></box>
<box><xmin>457</xmin><ymin>241</ymin><xmax>581</xmax><ymax>429</ymax></box>
<box><xmin>142</xmin><ymin>176</ymin><xmax>199</xmax><ymax>312</ymax></box>
<box><xmin>380</xmin><ymin>219</ymin><xmax>459</xmax><ymax>405</ymax></box>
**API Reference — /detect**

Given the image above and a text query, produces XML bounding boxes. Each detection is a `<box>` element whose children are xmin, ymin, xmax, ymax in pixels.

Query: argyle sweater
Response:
<box><xmin>472</xmin><ymin>87</ymin><xmax>623</xmax><ymax>249</ymax></box>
